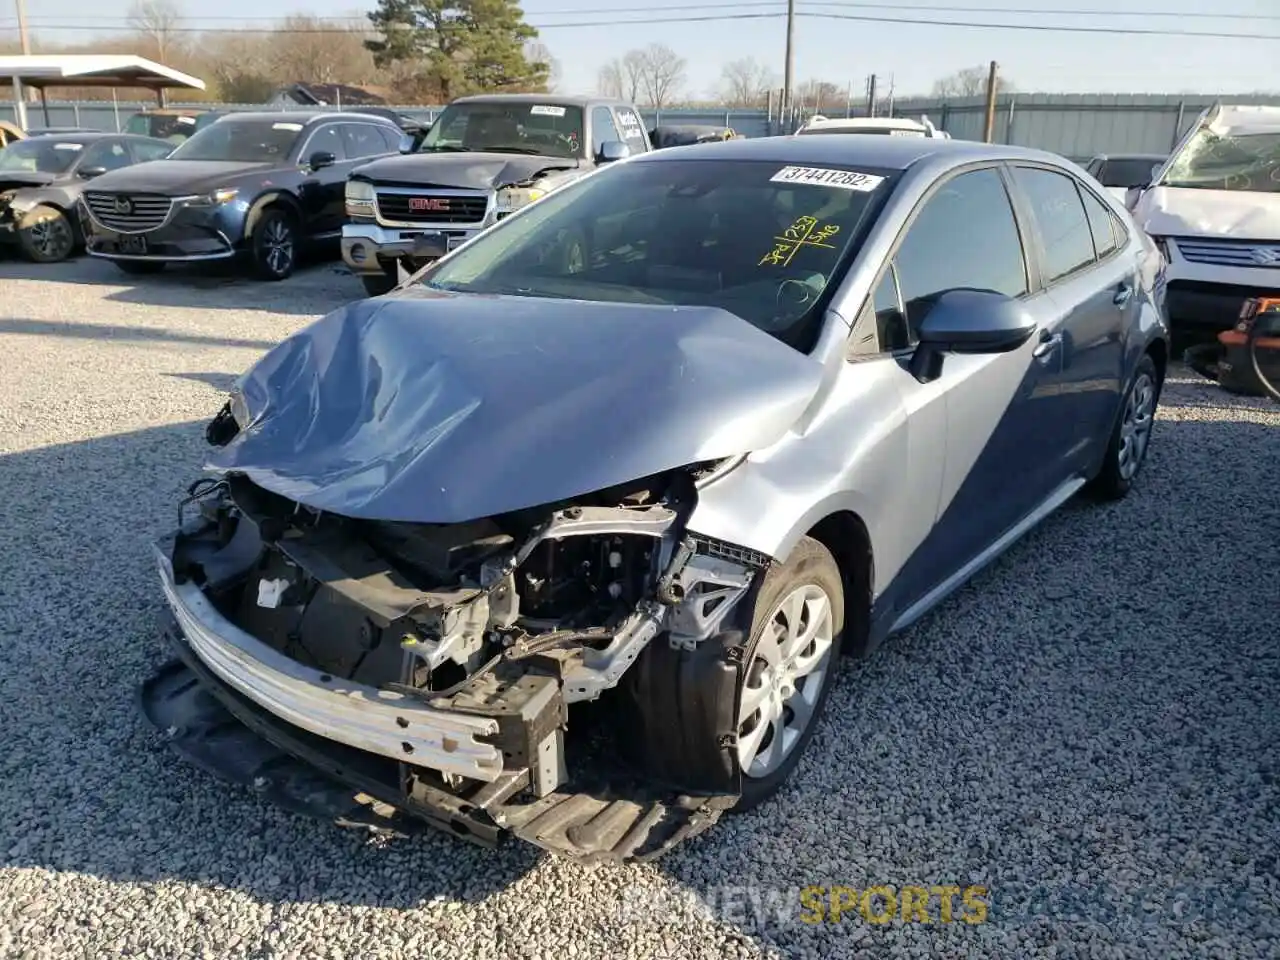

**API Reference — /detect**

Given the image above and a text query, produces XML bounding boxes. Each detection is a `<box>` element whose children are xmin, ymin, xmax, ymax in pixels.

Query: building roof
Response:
<box><xmin>0</xmin><ymin>55</ymin><xmax>205</xmax><ymax>91</ymax></box>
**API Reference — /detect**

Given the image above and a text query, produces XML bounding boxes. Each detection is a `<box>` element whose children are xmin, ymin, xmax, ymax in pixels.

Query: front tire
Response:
<box><xmin>248</xmin><ymin>208</ymin><xmax>298</xmax><ymax>281</ymax></box>
<box><xmin>17</xmin><ymin>205</ymin><xmax>76</xmax><ymax>263</ymax></box>
<box><xmin>1086</xmin><ymin>353</ymin><xmax>1159</xmax><ymax>501</ymax></box>
<box><xmin>732</xmin><ymin>536</ymin><xmax>845</xmax><ymax>811</ymax></box>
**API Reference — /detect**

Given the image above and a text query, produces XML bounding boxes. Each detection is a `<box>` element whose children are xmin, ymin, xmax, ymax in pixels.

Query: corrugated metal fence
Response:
<box><xmin>7</xmin><ymin>92</ymin><xmax>1280</xmax><ymax>159</ymax></box>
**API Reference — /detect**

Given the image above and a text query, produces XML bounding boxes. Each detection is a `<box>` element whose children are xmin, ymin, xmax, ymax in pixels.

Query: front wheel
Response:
<box><xmin>732</xmin><ymin>537</ymin><xmax>845</xmax><ymax>811</ymax></box>
<box><xmin>17</xmin><ymin>205</ymin><xmax>76</xmax><ymax>263</ymax></box>
<box><xmin>1085</xmin><ymin>353</ymin><xmax>1159</xmax><ymax>501</ymax></box>
<box><xmin>248</xmin><ymin>208</ymin><xmax>298</xmax><ymax>281</ymax></box>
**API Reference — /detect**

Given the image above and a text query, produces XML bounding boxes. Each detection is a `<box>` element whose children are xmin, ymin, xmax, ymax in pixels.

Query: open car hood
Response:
<box><xmin>209</xmin><ymin>290</ymin><xmax>825</xmax><ymax>524</ymax></box>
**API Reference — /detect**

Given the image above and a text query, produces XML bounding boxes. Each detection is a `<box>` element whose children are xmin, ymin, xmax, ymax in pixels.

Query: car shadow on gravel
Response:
<box><xmin>0</xmin><ymin>254</ymin><xmax>363</xmax><ymax>318</ymax></box>
<box><xmin>1</xmin><ymin>413</ymin><xmax>1277</xmax><ymax>930</ymax></box>
<box><xmin>0</xmin><ymin>318</ymin><xmax>280</xmax><ymax>352</ymax></box>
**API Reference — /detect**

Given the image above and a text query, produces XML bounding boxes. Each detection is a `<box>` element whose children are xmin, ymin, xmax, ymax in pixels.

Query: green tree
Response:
<box><xmin>365</xmin><ymin>0</ymin><xmax>547</xmax><ymax>102</ymax></box>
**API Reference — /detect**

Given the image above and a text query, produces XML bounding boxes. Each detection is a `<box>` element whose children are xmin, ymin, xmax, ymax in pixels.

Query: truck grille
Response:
<box><xmin>375</xmin><ymin>190</ymin><xmax>488</xmax><ymax>226</ymax></box>
<box><xmin>86</xmin><ymin>193</ymin><xmax>174</xmax><ymax>233</ymax></box>
<box><xmin>1176</xmin><ymin>238</ymin><xmax>1280</xmax><ymax>270</ymax></box>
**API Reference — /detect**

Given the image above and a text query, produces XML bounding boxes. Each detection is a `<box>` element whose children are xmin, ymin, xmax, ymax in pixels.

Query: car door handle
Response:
<box><xmin>1033</xmin><ymin>330</ymin><xmax>1062</xmax><ymax>359</ymax></box>
<box><xmin>1113</xmin><ymin>284</ymin><xmax>1134</xmax><ymax>305</ymax></box>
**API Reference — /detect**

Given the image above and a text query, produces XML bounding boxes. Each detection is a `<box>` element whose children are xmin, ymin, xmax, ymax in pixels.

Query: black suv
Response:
<box><xmin>80</xmin><ymin>111</ymin><xmax>406</xmax><ymax>281</ymax></box>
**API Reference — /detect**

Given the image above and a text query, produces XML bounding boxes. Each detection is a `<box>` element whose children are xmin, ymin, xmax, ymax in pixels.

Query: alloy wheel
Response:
<box><xmin>262</xmin><ymin>218</ymin><xmax>295</xmax><ymax>276</ymax></box>
<box><xmin>1117</xmin><ymin>371</ymin><xmax>1155</xmax><ymax>480</ymax></box>
<box><xmin>737</xmin><ymin>583</ymin><xmax>835</xmax><ymax>779</ymax></box>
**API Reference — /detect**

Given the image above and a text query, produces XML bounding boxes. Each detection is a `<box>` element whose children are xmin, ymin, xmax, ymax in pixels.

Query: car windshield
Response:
<box><xmin>1158</xmin><ymin>129</ymin><xmax>1280</xmax><ymax>193</ymax></box>
<box><xmin>0</xmin><ymin>138</ymin><xmax>82</xmax><ymax>173</ymax></box>
<box><xmin>418</xmin><ymin>103</ymin><xmax>585</xmax><ymax>159</ymax></box>
<box><xmin>1098</xmin><ymin>157</ymin><xmax>1164</xmax><ymax>188</ymax></box>
<box><xmin>167</xmin><ymin>119</ymin><xmax>302</xmax><ymax>163</ymax></box>
<box><xmin>416</xmin><ymin>158</ymin><xmax>893</xmax><ymax>352</ymax></box>
<box><xmin>126</xmin><ymin>113</ymin><xmax>199</xmax><ymax>143</ymax></box>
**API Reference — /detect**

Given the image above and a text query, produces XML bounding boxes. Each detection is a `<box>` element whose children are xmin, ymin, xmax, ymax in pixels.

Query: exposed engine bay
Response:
<box><xmin>152</xmin><ymin>457</ymin><xmax>772</xmax><ymax>861</ymax></box>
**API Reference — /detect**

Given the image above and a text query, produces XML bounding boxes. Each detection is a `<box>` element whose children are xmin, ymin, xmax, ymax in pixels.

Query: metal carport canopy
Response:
<box><xmin>1</xmin><ymin>55</ymin><xmax>207</xmax><ymax>131</ymax></box>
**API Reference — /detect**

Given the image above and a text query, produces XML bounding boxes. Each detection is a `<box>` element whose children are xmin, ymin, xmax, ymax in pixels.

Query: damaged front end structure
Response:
<box><xmin>145</xmin><ymin>463</ymin><xmax>768</xmax><ymax>862</ymax></box>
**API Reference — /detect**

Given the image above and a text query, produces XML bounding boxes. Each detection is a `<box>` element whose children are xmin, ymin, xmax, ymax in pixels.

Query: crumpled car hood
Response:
<box><xmin>209</xmin><ymin>290</ymin><xmax>825</xmax><ymax>524</ymax></box>
<box><xmin>1136</xmin><ymin>186</ymin><xmax>1280</xmax><ymax>240</ymax></box>
<box><xmin>350</xmin><ymin>152</ymin><xmax>581</xmax><ymax>190</ymax></box>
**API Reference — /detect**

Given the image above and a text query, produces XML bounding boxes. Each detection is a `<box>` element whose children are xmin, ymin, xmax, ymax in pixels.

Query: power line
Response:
<box><xmin>6</xmin><ymin>12</ymin><xmax>1280</xmax><ymax>40</ymax></box>
<box><xmin>11</xmin><ymin>2</ymin><xmax>1280</xmax><ymax>23</ymax></box>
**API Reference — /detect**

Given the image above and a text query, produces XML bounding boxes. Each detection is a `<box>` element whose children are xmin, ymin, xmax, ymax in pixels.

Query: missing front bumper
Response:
<box><xmin>142</xmin><ymin>623</ymin><xmax>737</xmax><ymax>862</ymax></box>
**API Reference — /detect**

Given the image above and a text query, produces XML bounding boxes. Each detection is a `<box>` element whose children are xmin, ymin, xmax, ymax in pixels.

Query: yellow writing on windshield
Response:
<box><xmin>759</xmin><ymin>216</ymin><xmax>841</xmax><ymax>268</ymax></box>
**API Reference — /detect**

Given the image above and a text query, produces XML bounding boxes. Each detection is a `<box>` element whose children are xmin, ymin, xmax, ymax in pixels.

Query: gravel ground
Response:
<box><xmin>1</xmin><ymin>253</ymin><xmax>1278</xmax><ymax>960</ymax></box>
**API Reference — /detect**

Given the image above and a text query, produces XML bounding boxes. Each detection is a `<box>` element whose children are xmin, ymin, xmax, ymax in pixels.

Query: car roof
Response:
<box><xmin>804</xmin><ymin>117</ymin><xmax>927</xmax><ymax>131</ymax></box>
<box><xmin>628</xmin><ymin>134</ymin><xmax>1064</xmax><ymax>171</ymax></box>
<box><xmin>449</xmin><ymin>93</ymin><xmax>626</xmax><ymax>109</ymax></box>
<box><xmin>212</xmin><ymin>111</ymin><xmax>396</xmax><ymax>126</ymax></box>
<box><xmin>18</xmin><ymin>131</ymin><xmax>117</xmax><ymax>143</ymax></box>
<box><xmin>1094</xmin><ymin>152</ymin><xmax>1166</xmax><ymax>160</ymax></box>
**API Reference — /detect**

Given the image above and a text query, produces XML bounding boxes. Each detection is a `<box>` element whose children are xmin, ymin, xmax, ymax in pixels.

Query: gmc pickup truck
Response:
<box><xmin>342</xmin><ymin>94</ymin><xmax>652</xmax><ymax>296</ymax></box>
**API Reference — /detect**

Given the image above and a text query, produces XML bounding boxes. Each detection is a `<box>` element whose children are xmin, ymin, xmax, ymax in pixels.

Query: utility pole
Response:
<box><xmin>15</xmin><ymin>0</ymin><xmax>30</xmax><ymax>54</ymax></box>
<box><xmin>887</xmin><ymin>73</ymin><xmax>896</xmax><ymax>116</ymax></box>
<box><xmin>866</xmin><ymin>74</ymin><xmax>877</xmax><ymax>118</ymax></box>
<box><xmin>983</xmin><ymin>60</ymin><xmax>999</xmax><ymax>143</ymax></box>
<box><xmin>782</xmin><ymin>0</ymin><xmax>796</xmax><ymax>131</ymax></box>
<box><xmin>14</xmin><ymin>0</ymin><xmax>32</xmax><ymax>131</ymax></box>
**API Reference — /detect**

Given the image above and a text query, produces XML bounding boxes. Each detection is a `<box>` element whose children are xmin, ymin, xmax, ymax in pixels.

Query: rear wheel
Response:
<box><xmin>16</xmin><ymin>205</ymin><xmax>75</xmax><ymax>263</ymax></box>
<box><xmin>1085</xmin><ymin>354</ymin><xmax>1159</xmax><ymax>501</ymax></box>
<box><xmin>248</xmin><ymin>208</ymin><xmax>298</xmax><ymax>281</ymax></box>
<box><xmin>114</xmin><ymin>260</ymin><xmax>165</xmax><ymax>275</ymax></box>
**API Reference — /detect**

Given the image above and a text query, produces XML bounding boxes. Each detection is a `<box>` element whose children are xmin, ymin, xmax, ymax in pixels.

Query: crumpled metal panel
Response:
<box><xmin>209</xmin><ymin>288</ymin><xmax>824</xmax><ymax>524</ymax></box>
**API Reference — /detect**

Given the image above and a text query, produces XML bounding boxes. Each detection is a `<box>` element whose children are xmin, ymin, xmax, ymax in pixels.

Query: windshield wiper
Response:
<box><xmin>477</xmin><ymin>146</ymin><xmax>550</xmax><ymax>156</ymax></box>
<box><xmin>418</xmin><ymin>144</ymin><xmax>469</xmax><ymax>153</ymax></box>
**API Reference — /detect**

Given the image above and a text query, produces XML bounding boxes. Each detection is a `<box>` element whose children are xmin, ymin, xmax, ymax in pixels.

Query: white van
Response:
<box><xmin>795</xmin><ymin>115</ymin><xmax>950</xmax><ymax>139</ymax></box>
<box><xmin>1130</xmin><ymin>103</ymin><xmax>1280</xmax><ymax>337</ymax></box>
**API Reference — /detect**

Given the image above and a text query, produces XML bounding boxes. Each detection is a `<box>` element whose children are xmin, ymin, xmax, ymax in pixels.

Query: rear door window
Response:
<box><xmin>1011</xmin><ymin>166</ymin><xmax>1097</xmax><ymax>283</ymax></box>
<box><xmin>1079</xmin><ymin>186</ymin><xmax>1119</xmax><ymax>260</ymax></box>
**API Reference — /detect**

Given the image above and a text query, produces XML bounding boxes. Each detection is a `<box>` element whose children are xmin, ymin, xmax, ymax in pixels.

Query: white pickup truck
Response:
<box><xmin>341</xmin><ymin>93</ymin><xmax>652</xmax><ymax>296</ymax></box>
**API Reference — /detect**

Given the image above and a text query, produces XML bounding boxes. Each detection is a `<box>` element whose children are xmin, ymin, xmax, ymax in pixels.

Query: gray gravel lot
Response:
<box><xmin>1</xmin><ymin>254</ymin><xmax>1278</xmax><ymax>960</ymax></box>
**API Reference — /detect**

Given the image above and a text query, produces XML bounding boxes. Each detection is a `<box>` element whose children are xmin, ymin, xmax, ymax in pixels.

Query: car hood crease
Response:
<box><xmin>210</xmin><ymin>291</ymin><xmax>825</xmax><ymax>524</ymax></box>
<box><xmin>84</xmin><ymin>159</ymin><xmax>275</xmax><ymax>194</ymax></box>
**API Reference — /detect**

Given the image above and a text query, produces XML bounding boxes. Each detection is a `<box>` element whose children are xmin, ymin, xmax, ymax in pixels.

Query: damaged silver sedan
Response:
<box><xmin>144</xmin><ymin>135</ymin><xmax>1168</xmax><ymax>862</ymax></box>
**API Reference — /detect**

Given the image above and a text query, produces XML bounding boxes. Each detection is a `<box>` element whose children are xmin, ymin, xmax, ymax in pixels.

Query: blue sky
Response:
<box><xmin>10</xmin><ymin>1</ymin><xmax>1280</xmax><ymax>100</ymax></box>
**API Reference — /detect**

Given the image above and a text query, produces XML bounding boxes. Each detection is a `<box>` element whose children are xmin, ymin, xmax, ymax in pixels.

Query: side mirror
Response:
<box><xmin>597</xmin><ymin>141</ymin><xmax>630</xmax><ymax>164</ymax></box>
<box><xmin>308</xmin><ymin>151</ymin><xmax>337</xmax><ymax>171</ymax></box>
<box><xmin>908</xmin><ymin>289</ymin><xmax>1038</xmax><ymax>383</ymax></box>
<box><xmin>78</xmin><ymin>165</ymin><xmax>108</xmax><ymax>179</ymax></box>
<box><xmin>398</xmin><ymin>134</ymin><xmax>415</xmax><ymax>154</ymax></box>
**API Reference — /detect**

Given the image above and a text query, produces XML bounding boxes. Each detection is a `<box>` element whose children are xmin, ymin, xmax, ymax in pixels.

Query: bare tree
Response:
<box><xmin>597</xmin><ymin>51</ymin><xmax>645</xmax><ymax>103</ymax></box>
<box><xmin>127</xmin><ymin>0</ymin><xmax>184</xmax><ymax>62</ymax></box>
<box><xmin>634</xmin><ymin>43</ymin><xmax>685</xmax><ymax>108</ymax></box>
<box><xmin>273</xmin><ymin>15</ymin><xmax>378</xmax><ymax>87</ymax></box>
<box><xmin>718</xmin><ymin>56</ymin><xmax>774</xmax><ymax>107</ymax></box>
<box><xmin>931</xmin><ymin>65</ymin><xmax>1015</xmax><ymax>98</ymax></box>
<box><xmin>796</xmin><ymin>79</ymin><xmax>844</xmax><ymax>112</ymax></box>
<box><xmin>526</xmin><ymin>42</ymin><xmax>561</xmax><ymax>92</ymax></box>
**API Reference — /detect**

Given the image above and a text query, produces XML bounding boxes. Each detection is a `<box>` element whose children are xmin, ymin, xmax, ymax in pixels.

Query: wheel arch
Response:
<box><xmin>243</xmin><ymin>191</ymin><xmax>303</xmax><ymax>238</ymax></box>
<box><xmin>1146</xmin><ymin>334</ymin><xmax>1168</xmax><ymax>387</ymax></box>
<box><xmin>803</xmin><ymin>510</ymin><xmax>874</xmax><ymax>659</ymax></box>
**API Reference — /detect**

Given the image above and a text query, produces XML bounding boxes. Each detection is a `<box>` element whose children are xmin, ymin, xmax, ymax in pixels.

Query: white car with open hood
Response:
<box><xmin>1130</xmin><ymin>103</ymin><xmax>1280</xmax><ymax>338</ymax></box>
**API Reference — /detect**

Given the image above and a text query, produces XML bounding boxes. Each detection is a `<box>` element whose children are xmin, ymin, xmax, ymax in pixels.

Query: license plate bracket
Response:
<box><xmin>118</xmin><ymin>235</ymin><xmax>148</xmax><ymax>255</ymax></box>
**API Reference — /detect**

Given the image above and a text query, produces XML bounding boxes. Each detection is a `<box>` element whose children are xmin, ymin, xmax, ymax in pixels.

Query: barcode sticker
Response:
<box><xmin>769</xmin><ymin>166</ymin><xmax>885</xmax><ymax>191</ymax></box>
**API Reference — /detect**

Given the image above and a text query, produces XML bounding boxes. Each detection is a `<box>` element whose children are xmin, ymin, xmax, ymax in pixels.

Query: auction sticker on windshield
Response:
<box><xmin>530</xmin><ymin>105</ymin><xmax>567</xmax><ymax>117</ymax></box>
<box><xmin>770</xmin><ymin>166</ymin><xmax>885</xmax><ymax>191</ymax></box>
<box><xmin>272</xmin><ymin>122</ymin><xmax>304</xmax><ymax>131</ymax></box>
